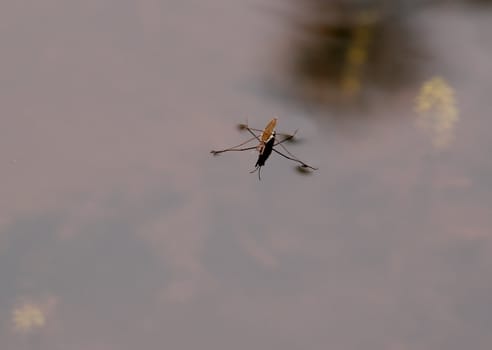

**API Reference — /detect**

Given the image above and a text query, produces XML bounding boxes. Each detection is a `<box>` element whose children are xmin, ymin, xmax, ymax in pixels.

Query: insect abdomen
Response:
<box><xmin>255</xmin><ymin>134</ymin><xmax>275</xmax><ymax>167</ymax></box>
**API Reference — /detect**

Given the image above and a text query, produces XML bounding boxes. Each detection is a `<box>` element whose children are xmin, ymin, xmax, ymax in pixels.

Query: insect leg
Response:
<box><xmin>210</xmin><ymin>136</ymin><xmax>258</xmax><ymax>155</ymax></box>
<box><xmin>271</xmin><ymin>148</ymin><xmax>318</xmax><ymax>170</ymax></box>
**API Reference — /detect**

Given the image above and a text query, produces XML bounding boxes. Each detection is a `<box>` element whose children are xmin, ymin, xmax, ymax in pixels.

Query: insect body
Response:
<box><xmin>252</xmin><ymin>130</ymin><xmax>276</xmax><ymax>174</ymax></box>
<box><xmin>211</xmin><ymin>118</ymin><xmax>317</xmax><ymax>180</ymax></box>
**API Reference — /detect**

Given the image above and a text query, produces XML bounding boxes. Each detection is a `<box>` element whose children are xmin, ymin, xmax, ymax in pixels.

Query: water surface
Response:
<box><xmin>1</xmin><ymin>1</ymin><xmax>492</xmax><ymax>349</ymax></box>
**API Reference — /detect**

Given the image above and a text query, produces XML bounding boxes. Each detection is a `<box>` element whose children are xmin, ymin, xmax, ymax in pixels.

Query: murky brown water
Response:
<box><xmin>1</xmin><ymin>1</ymin><xmax>491</xmax><ymax>349</ymax></box>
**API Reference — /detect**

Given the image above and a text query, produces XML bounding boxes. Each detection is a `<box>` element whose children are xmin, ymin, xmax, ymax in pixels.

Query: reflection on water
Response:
<box><xmin>11</xmin><ymin>297</ymin><xmax>56</xmax><ymax>335</ymax></box>
<box><xmin>282</xmin><ymin>0</ymin><xmax>422</xmax><ymax>107</ymax></box>
<box><xmin>12</xmin><ymin>303</ymin><xmax>45</xmax><ymax>332</ymax></box>
<box><xmin>277</xmin><ymin>0</ymin><xmax>491</xmax><ymax>110</ymax></box>
<box><xmin>415</xmin><ymin>76</ymin><xmax>459</xmax><ymax>149</ymax></box>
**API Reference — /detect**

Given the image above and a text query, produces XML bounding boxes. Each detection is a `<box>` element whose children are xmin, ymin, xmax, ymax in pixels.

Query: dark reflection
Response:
<box><xmin>295</xmin><ymin>165</ymin><xmax>315</xmax><ymax>175</ymax></box>
<box><xmin>280</xmin><ymin>0</ymin><xmax>426</xmax><ymax>109</ymax></box>
<box><xmin>279</xmin><ymin>0</ymin><xmax>492</xmax><ymax>111</ymax></box>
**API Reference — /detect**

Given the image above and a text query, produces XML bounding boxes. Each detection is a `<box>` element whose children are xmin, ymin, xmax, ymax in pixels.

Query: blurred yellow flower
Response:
<box><xmin>12</xmin><ymin>303</ymin><xmax>45</xmax><ymax>332</ymax></box>
<box><xmin>415</xmin><ymin>76</ymin><xmax>459</xmax><ymax>149</ymax></box>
